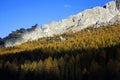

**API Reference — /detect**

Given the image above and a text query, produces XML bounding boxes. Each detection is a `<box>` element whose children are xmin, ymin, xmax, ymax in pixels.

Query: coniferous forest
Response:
<box><xmin>0</xmin><ymin>24</ymin><xmax>120</xmax><ymax>80</ymax></box>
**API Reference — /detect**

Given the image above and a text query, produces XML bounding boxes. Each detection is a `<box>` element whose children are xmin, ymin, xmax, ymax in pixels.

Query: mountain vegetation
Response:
<box><xmin>0</xmin><ymin>1</ymin><xmax>118</xmax><ymax>47</ymax></box>
<box><xmin>0</xmin><ymin>23</ymin><xmax>120</xmax><ymax>80</ymax></box>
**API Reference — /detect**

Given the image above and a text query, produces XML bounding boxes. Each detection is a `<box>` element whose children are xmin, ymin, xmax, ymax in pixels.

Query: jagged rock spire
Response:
<box><xmin>115</xmin><ymin>0</ymin><xmax>120</xmax><ymax>12</ymax></box>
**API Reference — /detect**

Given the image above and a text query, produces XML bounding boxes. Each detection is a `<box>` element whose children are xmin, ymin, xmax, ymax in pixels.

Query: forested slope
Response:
<box><xmin>0</xmin><ymin>24</ymin><xmax>120</xmax><ymax>80</ymax></box>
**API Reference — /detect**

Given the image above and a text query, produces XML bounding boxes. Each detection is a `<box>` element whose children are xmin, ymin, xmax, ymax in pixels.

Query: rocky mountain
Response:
<box><xmin>0</xmin><ymin>1</ymin><xmax>120</xmax><ymax>48</ymax></box>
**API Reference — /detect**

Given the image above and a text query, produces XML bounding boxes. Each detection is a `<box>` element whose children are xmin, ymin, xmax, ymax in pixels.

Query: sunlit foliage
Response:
<box><xmin>0</xmin><ymin>24</ymin><xmax>120</xmax><ymax>80</ymax></box>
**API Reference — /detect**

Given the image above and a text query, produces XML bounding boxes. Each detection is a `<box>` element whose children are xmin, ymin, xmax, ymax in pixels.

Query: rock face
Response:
<box><xmin>0</xmin><ymin>1</ymin><xmax>120</xmax><ymax>48</ymax></box>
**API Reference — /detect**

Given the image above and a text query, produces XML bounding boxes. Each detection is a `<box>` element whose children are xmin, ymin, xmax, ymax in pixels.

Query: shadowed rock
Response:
<box><xmin>116</xmin><ymin>0</ymin><xmax>120</xmax><ymax>12</ymax></box>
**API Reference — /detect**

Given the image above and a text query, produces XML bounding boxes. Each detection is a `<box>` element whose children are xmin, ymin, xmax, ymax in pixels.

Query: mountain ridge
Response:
<box><xmin>0</xmin><ymin>1</ymin><xmax>119</xmax><ymax>48</ymax></box>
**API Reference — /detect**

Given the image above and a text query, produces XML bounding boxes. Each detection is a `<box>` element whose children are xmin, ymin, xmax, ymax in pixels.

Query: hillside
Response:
<box><xmin>0</xmin><ymin>23</ymin><xmax>120</xmax><ymax>80</ymax></box>
<box><xmin>0</xmin><ymin>1</ymin><xmax>119</xmax><ymax>48</ymax></box>
<box><xmin>0</xmin><ymin>23</ymin><xmax>120</xmax><ymax>55</ymax></box>
<box><xmin>0</xmin><ymin>1</ymin><xmax>120</xmax><ymax>80</ymax></box>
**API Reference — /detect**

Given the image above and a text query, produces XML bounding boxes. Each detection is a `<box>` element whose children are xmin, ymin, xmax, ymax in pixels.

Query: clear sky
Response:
<box><xmin>0</xmin><ymin>0</ymin><xmax>112</xmax><ymax>38</ymax></box>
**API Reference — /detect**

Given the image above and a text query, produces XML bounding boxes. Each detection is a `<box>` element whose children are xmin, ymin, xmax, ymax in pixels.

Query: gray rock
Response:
<box><xmin>104</xmin><ymin>1</ymin><xmax>119</xmax><ymax>15</ymax></box>
<box><xmin>109</xmin><ymin>14</ymin><xmax>120</xmax><ymax>24</ymax></box>
<box><xmin>60</xmin><ymin>36</ymin><xmax>66</xmax><ymax>41</ymax></box>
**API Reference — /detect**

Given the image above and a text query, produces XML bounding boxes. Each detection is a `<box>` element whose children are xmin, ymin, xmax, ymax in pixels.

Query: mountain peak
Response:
<box><xmin>104</xmin><ymin>1</ymin><xmax>119</xmax><ymax>15</ymax></box>
<box><xmin>0</xmin><ymin>1</ymin><xmax>120</xmax><ymax>48</ymax></box>
<box><xmin>31</xmin><ymin>24</ymin><xmax>40</xmax><ymax>30</ymax></box>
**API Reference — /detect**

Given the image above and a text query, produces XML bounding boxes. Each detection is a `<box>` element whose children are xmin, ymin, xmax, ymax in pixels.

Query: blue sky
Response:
<box><xmin>0</xmin><ymin>0</ymin><xmax>111</xmax><ymax>38</ymax></box>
